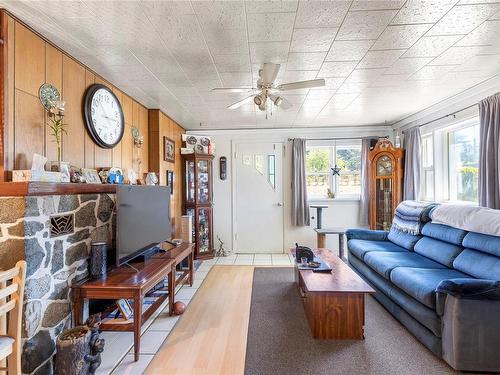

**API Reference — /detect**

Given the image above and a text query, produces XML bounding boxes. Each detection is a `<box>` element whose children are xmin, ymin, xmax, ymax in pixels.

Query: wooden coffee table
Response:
<box><xmin>291</xmin><ymin>248</ymin><xmax>375</xmax><ymax>340</ymax></box>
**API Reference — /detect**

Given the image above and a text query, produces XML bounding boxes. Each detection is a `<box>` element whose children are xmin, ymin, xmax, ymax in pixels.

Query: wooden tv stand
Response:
<box><xmin>71</xmin><ymin>242</ymin><xmax>195</xmax><ymax>361</ymax></box>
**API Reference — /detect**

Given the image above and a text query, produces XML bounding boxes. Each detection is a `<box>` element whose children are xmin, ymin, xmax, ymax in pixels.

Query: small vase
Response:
<box><xmin>47</xmin><ymin>161</ymin><xmax>71</xmax><ymax>182</ymax></box>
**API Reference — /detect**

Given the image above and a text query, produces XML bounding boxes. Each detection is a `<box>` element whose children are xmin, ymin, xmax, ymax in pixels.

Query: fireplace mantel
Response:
<box><xmin>0</xmin><ymin>182</ymin><xmax>117</xmax><ymax>196</ymax></box>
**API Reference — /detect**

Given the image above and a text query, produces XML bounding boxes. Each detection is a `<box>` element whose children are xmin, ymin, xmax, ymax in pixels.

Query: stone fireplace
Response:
<box><xmin>0</xmin><ymin>193</ymin><xmax>115</xmax><ymax>375</ymax></box>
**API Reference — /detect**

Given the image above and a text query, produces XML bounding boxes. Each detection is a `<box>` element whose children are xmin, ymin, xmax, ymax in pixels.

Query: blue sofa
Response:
<box><xmin>346</xmin><ymin>222</ymin><xmax>500</xmax><ymax>372</ymax></box>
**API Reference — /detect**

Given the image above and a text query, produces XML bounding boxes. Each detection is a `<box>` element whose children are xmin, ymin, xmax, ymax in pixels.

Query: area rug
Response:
<box><xmin>245</xmin><ymin>267</ymin><xmax>463</xmax><ymax>375</ymax></box>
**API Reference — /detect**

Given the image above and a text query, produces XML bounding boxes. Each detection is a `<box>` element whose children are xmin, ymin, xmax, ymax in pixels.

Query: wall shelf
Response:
<box><xmin>0</xmin><ymin>182</ymin><xmax>117</xmax><ymax>196</ymax></box>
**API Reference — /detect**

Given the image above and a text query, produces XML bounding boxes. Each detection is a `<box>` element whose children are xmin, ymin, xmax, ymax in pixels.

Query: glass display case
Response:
<box><xmin>182</xmin><ymin>154</ymin><xmax>214</xmax><ymax>259</ymax></box>
<box><xmin>369</xmin><ymin>139</ymin><xmax>404</xmax><ymax>231</ymax></box>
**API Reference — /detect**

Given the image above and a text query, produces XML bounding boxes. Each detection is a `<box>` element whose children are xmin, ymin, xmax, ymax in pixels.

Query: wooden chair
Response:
<box><xmin>0</xmin><ymin>261</ymin><xmax>27</xmax><ymax>375</ymax></box>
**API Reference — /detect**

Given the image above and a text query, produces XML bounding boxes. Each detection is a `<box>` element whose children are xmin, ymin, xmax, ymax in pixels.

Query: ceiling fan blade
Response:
<box><xmin>260</xmin><ymin>63</ymin><xmax>281</xmax><ymax>85</ymax></box>
<box><xmin>277</xmin><ymin>78</ymin><xmax>325</xmax><ymax>91</ymax></box>
<box><xmin>227</xmin><ymin>95</ymin><xmax>254</xmax><ymax>109</ymax></box>
<box><xmin>212</xmin><ymin>87</ymin><xmax>255</xmax><ymax>93</ymax></box>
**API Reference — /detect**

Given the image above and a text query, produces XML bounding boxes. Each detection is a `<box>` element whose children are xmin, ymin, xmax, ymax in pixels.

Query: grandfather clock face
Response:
<box><xmin>376</xmin><ymin>155</ymin><xmax>393</xmax><ymax>176</ymax></box>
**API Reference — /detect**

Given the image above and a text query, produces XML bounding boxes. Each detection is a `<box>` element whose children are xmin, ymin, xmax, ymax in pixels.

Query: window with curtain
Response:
<box><xmin>305</xmin><ymin>141</ymin><xmax>361</xmax><ymax>200</ymax></box>
<box><xmin>422</xmin><ymin>134</ymin><xmax>434</xmax><ymax>201</ymax></box>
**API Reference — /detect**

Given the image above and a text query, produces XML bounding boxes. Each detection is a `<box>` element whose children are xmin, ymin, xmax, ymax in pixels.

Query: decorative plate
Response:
<box><xmin>39</xmin><ymin>83</ymin><xmax>61</xmax><ymax>111</ymax></box>
<box><xmin>200</xmin><ymin>137</ymin><xmax>210</xmax><ymax>146</ymax></box>
<box><xmin>186</xmin><ymin>136</ymin><xmax>197</xmax><ymax>145</ymax></box>
<box><xmin>195</xmin><ymin>144</ymin><xmax>205</xmax><ymax>153</ymax></box>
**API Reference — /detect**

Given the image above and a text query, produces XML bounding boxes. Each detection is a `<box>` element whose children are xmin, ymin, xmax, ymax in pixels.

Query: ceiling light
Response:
<box><xmin>254</xmin><ymin>94</ymin><xmax>264</xmax><ymax>106</ymax></box>
<box><xmin>258</xmin><ymin>102</ymin><xmax>266</xmax><ymax>111</ymax></box>
<box><xmin>273</xmin><ymin>96</ymin><xmax>283</xmax><ymax>106</ymax></box>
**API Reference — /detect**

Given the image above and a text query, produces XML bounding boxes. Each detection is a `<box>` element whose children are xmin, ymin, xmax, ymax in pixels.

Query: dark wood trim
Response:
<box><xmin>0</xmin><ymin>181</ymin><xmax>117</xmax><ymax>196</ymax></box>
<box><xmin>0</xmin><ymin>11</ymin><xmax>7</xmax><ymax>182</ymax></box>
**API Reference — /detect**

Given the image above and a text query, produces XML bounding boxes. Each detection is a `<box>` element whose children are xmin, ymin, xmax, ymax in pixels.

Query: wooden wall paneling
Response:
<box><xmin>174</xmin><ymin>123</ymin><xmax>183</xmax><ymax>236</ymax></box>
<box><xmin>93</xmin><ymin>76</ymin><xmax>113</xmax><ymax>168</ymax></box>
<box><xmin>44</xmin><ymin>44</ymin><xmax>62</xmax><ymax>162</ymax></box>
<box><xmin>111</xmin><ymin>87</ymin><xmax>122</xmax><ymax>168</ymax></box>
<box><xmin>14</xmin><ymin>22</ymin><xmax>44</xmax><ymax>96</ymax></box>
<box><xmin>120</xmin><ymin>94</ymin><xmax>133</xmax><ymax>175</ymax></box>
<box><xmin>61</xmin><ymin>55</ymin><xmax>85</xmax><ymax>167</ymax></box>
<box><xmin>84</xmin><ymin>70</ymin><xmax>95</xmax><ymax>168</ymax></box>
<box><xmin>148</xmin><ymin>109</ymin><xmax>160</xmax><ymax>175</ymax></box>
<box><xmin>139</xmin><ymin>105</ymin><xmax>148</xmax><ymax>175</ymax></box>
<box><xmin>14</xmin><ymin>90</ymin><xmax>44</xmax><ymax>169</ymax></box>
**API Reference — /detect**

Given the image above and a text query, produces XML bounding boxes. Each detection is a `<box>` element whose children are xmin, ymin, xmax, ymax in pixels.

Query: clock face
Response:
<box><xmin>84</xmin><ymin>84</ymin><xmax>124</xmax><ymax>148</ymax></box>
<box><xmin>376</xmin><ymin>155</ymin><xmax>393</xmax><ymax>176</ymax></box>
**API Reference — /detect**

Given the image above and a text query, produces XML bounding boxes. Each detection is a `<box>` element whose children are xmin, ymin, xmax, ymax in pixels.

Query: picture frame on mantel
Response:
<box><xmin>164</xmin><ymin>137</ymin><xmax>175</xmax><ymax>163</ymax></box>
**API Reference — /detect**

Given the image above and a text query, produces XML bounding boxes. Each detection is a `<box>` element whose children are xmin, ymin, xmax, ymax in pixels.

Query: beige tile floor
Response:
<box><xmin>99</xmin><ymin>253</ymin><xmax>293</xmax><ymax>375</ymax></box>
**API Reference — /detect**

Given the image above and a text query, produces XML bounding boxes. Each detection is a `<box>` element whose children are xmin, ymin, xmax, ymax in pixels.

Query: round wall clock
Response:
<box><xmin>39</xmin><ymin>83</ymin><xmax>61</xmax><ymax>110</ymax></box>
<box><xmin>83</xmin><ymin>84</ymin><xmax>125</xmax><ymax>149</ymax></box>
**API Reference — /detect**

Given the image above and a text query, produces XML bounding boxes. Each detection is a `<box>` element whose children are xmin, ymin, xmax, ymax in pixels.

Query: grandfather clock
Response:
<box><xmin>369</xmin><ymin>139</ymin><xmax>404</xmax><ymax>231</ymax></box>
<box><xmin>182</xmin><ymin>153</ymin><xmax>215</xmax><ymax>259</ymax></box>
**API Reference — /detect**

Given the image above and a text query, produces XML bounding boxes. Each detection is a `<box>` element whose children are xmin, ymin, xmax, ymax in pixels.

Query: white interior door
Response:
<box><xmin>234</xmin><ymin>142</ymin><xmax>283</xmax><ymax>253</ymax></box>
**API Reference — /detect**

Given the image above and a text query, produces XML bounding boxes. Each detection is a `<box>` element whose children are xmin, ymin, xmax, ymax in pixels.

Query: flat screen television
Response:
<box><xmin>116</xmin><ymin>185</ymin><xmax>171</xmax><ymax>266</ymax></box>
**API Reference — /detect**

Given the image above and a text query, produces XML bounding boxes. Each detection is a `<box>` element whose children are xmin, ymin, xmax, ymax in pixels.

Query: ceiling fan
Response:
<box><xmin>212</xmin><ymin>63</ymin><xmax>325</xmax><ymax>111</ymax></box>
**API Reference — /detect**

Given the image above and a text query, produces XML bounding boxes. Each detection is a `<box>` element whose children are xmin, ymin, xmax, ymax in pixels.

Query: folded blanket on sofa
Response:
<box><xmin>392</xmin><ymin>200</ymin><xmax>439</xmax><ymax>235</ymax></box>
<box><xmin>430</xmin><ymin>204</ymin><xmax>500</xmax><ymax>237</ymax></box>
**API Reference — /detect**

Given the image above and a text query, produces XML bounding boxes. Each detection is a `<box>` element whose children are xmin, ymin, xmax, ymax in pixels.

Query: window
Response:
<box><xmin>306</xmin><ymin>141</ymin><xmax>361</xmax><ymax>199</ymax></box>
<box><xmin>421</xmin><ymin>134</ymin><xmax>434</xmax><ymax>201</ymax></box>
<box><xmin>419</xmin><ymin>117</ymin><xmax>480</xmax><ymax>204</ymax></box>
<box><xmin>447</xmin><ymin>124</ymin><xmax>479</xmax><ymax>202</ymax></box>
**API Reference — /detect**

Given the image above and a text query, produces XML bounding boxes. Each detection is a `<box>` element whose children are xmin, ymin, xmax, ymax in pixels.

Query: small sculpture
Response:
<box><xmin>85</xmin><ymin>314</ymin><xmax>105</xmax><ymax>375</ymax></box>
<box><xmin>216</xmin><ymin>235</ymin><xmax>230</xmax><ymax>257</ymax></box>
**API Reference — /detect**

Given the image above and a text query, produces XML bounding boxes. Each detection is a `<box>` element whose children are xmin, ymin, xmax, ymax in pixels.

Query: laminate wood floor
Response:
<box><xmin>145</xmin><ymin>266</ymin><xmax>255</xmax><ymax>375</ymax></box>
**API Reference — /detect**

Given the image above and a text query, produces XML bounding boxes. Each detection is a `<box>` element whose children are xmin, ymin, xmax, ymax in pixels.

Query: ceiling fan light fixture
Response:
<box><xmin>258</xmin><ymin>102</ymin><xmax>266</xmax><ymax>111</ymax></box>
<box><xmin>253</xmin><ymin>95</ymin><xmax>262</xmax><ymax>106</ymax></box>
<box><xmin>273</xmin><ymin>96</ymin><xmax>283</xmax><ymax>106</ymax></box>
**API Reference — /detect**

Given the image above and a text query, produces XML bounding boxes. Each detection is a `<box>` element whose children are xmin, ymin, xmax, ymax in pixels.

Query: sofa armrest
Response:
<box><xmin>436</xmin><ymin>278</ymin><xmax>500</xmax><ymax>300</ymax></box>
<box><xmin>345</xmin><ymin>228</ymin><xmax>388</xmax><ymax>241</ymax></box>
<box><xmin>439</xmin><ymin>291</ymin><xmax>500</xmax><ymax>371</ymax></box>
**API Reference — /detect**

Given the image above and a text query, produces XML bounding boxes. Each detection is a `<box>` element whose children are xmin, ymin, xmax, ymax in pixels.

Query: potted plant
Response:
<box><xmin>47</xmin><ymin>100</ymin><xmax>71</xmax><ymax>181</ymax></box>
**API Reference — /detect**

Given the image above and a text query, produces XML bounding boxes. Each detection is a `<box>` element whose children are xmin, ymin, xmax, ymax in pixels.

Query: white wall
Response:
<box><xmin>188</xmin><ymin>126</ymin><xmax>390</xmax><ymax>254</ymax></box>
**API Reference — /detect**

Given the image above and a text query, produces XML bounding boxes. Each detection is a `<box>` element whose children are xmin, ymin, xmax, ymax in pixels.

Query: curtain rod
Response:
<box><xmin>415</xmin><ymin>103</ymin><xmax>478</xmax><ymax>129</ymax></box>
<box><xmin>287</xmin><ymin>135</ymin><xmax>389</xmax><ymax>142</ymax></box>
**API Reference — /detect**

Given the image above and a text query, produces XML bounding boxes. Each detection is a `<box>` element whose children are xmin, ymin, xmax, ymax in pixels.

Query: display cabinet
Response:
<box><xmin>182</xmin><ymin>153</ymin><xmax>215</xmax><ymax>259</ymax></box>
<box><xmin>369</xmin><ymin>139</ymin><xmax>404</xmax><ymax>231</ymax></box>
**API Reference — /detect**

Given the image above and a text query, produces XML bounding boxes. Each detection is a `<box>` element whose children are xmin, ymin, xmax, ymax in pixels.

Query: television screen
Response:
<box><xmin>116</xmin><ymin>185</ymin><xmax>171</xmax><ymax>265</ymax></box>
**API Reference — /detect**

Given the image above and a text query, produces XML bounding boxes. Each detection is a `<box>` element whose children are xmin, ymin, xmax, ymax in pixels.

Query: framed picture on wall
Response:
<box><xmin>166</xmin><ymin>170</ymin><xmax>174</xmax><ymax>194</ymax></box>
<box><xmin>164</xmin><ymin>137</ymin><xmax>175</xmax><ymax>163</ymax></box>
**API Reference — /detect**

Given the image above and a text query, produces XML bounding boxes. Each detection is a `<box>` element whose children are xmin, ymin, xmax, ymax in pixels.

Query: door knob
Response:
<box><xmin>277</xmin><ymin>202</ymin><xmax>283</xmax><ymax>206</ymax></box>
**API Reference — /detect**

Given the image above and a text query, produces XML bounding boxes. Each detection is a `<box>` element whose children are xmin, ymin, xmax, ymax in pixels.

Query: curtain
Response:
<box><xmin>403</xmin><ymin>127</ymin><xmax>422</xmax><ymax>201</ymax></box>
<box><xmin>359</xmin><ymin>138</ymin><xmax>374</xmax><ymax>227</ymax></box>
<box><xmin>291</xmin><ymin>139</ymin><xmax>310</xmax><ymax>226</ymax></box>
<box><xmin>479</xmin><ymin>93</ymin><xmax>500</xmax><ymax>209</ymax></box>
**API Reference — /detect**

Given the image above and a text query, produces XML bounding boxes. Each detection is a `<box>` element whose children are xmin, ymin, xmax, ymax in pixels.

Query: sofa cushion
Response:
<box><xmin>348</xmin><ymin>239</ymin><xmax>407</xmax><ymax>260</ymax></box>
<box><xmin>364</xmin><ymin>251</ymin><xmax>446</xmax><ymax>279</ymax></box>
<box><xmin>462</xmin><ymin>232</ymin><xmax>500</xmax><ymax>257</ymax></box>
<box><xmin>388</xmin><ymin>227</ymin><xmax>421</xmax><ymax>250</ymax></box>
<box><xmin>422</xmin><ymin>223</ymin><xmax>468</xmax><ymax>245</ymax></box>
<box><xmin>391</xmin><ymin>268</ymin><xmax>472</xmax><ymax>309</ymax></box>
<box><xmin>414</xmin><ymin>237</ymin><xmax>463</xmax><ymax>268</ymax></box>
<box><xmin>453</xmin><ymin>249</ymin><xmax>500</xmax><ymax>280</ymax></box>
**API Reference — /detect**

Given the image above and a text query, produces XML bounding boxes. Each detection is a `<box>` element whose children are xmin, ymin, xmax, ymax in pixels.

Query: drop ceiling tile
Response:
<box><xmin>281</xmin><ymin>94</ymin><xmax>307</xmax><ymax>104</ymax></box>
<box><xmin>337</xmin><ymin>10</ymin><xmax>398</xmax><ymax>40</ymax></box>
<box><xmin>326</xmin><ymin>40</ymin><xmax>374</xmax><ymax>62</ymax></box>
<box><xmin>295</xmin><ymin>1</ymin><xmax>350</xmax><ymax>28</ymax></box>
<box><xmin>279</xmin><ymin>70</ymin><xmax>318</xmax><ymax>84</ymax></box>
<box><xmin>403</xmin><ymin>35</ymin><xmax>463</xmax><ymax>58</ymax></box>
<box><xmin>351</xmin><ymin>1</ymin><xmax>406</xmax><ymax>11</ymax></box>
<box><xmin>192</xmin><ymin>1</ymin><xmax>245</xmax><ymax>30</ymax></box>
<box><xmin>384</xmin><ymin>57</ymin><xmax>433</xmax><ymax>75</ymax></box>
<box><xmin>314</xmin><ymin>77</ymin><xmax>346</xmax><ymax>90</ymax></box>
<box><xmin>371</xmin><ymin>74</ymin><xmax>410</xmax><ymax>87</ymax></box>
<box><xmin>358</xmin><ymin>50</ymin><xmax>406</xmax><ymax>68</ymax></box>
<box><xmin>427</xmin><ymin>3</ymin><xmax>500</xmax><ymax>36</ymax></box>
<box><xmin>220</xmin><ymin>72</ymin><xmax>253</xmax><ymax>87</ymax></box>
<box><xmin>247</xmin><ymin>12</ymin><xmax>295</xmax><ymax>42</ymax></box>
<box><xmin>205</xmin><ymin>27</ymin><xmax>248</xmax><ymax>54</ymax></box>
<box><xmin>429</xmin><ymin>46</ymin><xmax>486</xmax><ymax>65</ymax></box>
<box><xmin>213</xmin><ymin>54</ymin><xmax>251</xmax><ymax>73</ymax></box>
<box><xmin>371</xmin><ymin>24</ymin><xmax>433</xmax><ymax>50</ymax></box>
<box><xmin>345</xmin><ymin>68</ymin><xmax>387</xmax><ymax>83</ymax></box>
<box><xmin>245</xmin><ymin>1</ymin><xmax>298</xmax><ymax>13</ymax></box>
<box><xmin>336</xmin><ymin>82</ymin><xmax>369</xmax><ymax>94</ymax></box>
<box><xmin>249</xmin><ymin>42</ymin><xmax>290</xmax><ymax>64</ymax></box>
<box><xmin>324</xmin><ymin>93</ymin><xmax>360</xmax><ymax>110</ymax></box>
<box><xmin>286</xmin><ymin>52</ymin><xmax>326</xmax><ymax>70</ymax></box>
<box><xmin>290</xmin><ymin>28</ymin><xmax>338</xmax><ymax>52</ymax></box>
<box><xmin>455</xmin><ymin>20</ymin><xmax>500</xmax><ymax>46</ymax></box>
<box><xmin>318</xmin><ymin>61</ymin><xmax>358</xmax><ymax>78</ymax></box>
<box><xmin>409</xmin><ymin>65</ymin><xmax>457</xmax><ymax>80</ymax></box>
<box><xmin>392</xmin><ymin>0</ymin><xmax>457</xmax><ymax>24</ymax></box>
<box><xmin>307</xmin><ymin>89</ymin><xmax>337</xmax><ymax>100</ymax></box>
